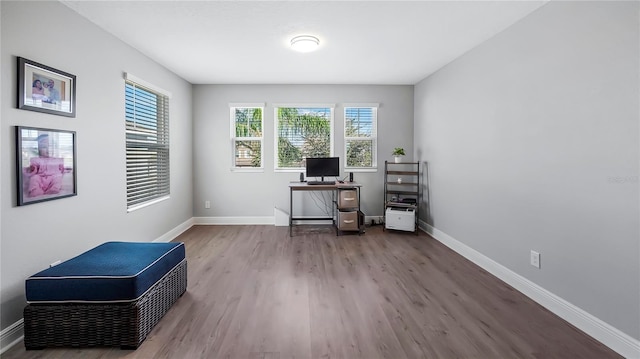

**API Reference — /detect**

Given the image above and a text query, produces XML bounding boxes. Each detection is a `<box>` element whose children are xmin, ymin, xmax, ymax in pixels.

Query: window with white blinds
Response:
<box><xmin>274</xmin><ymin>106</ymin><xmax>334</xmax><ymax>170</ymax></box>
<box><xmin>230</xmin><ymin>104</ymin><xmax>264</xmax><ymax>169</ymax></box>
<box><xmin>344</xmin><ymin>105</ymin><xmax>377</xmax><ymax>169</ymax></box>
<box><xmin>125</xmin><ymin>79</ymin><xmax>170</xmax><ymax>211</ymax></box>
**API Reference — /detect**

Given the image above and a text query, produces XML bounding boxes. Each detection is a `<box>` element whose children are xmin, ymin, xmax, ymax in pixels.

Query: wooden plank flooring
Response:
<box><xmin>3</xmin><ymin>225</ymin><xmax>621</xmax><ymax>358</ymax></box>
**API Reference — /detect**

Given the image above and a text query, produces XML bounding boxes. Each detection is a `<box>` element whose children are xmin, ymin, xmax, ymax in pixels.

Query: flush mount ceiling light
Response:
<box><xmin>290</xmin><ymin>35</ymin><xmax>320</xmax><ymax>53</ymax></box>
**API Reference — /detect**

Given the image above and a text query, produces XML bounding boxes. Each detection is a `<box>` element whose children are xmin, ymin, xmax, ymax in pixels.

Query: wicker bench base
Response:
<box><xmin>24</xmin><ymin>259</ymin><xmax>187</xmax><ymax>350</ymax></box>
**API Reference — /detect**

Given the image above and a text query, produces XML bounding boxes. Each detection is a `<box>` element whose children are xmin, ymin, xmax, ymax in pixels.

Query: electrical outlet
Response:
<box><xmin>530</xmin><ymin>250</ymin><xmax>540</xmax><ymax>268</ymax></box>
<box><xmin>205</xmin><ymin>200</ymin><xmax>210</xmax><ymax>209</ymax></box>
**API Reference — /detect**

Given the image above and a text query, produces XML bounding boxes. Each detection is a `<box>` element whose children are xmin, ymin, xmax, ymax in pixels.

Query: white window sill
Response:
<box><xmin>127</xmin><ymin>195</ymin><xmax>170</xmax><ymax>213</ymax></box>
<box><xmin>231</xmin><ymin>167</ymin><xmax>265</xmax><ymax>173</ymax></box>
<box><xmin>274</xmin><ymin>168</ymin><xmax>304</xmax><ymax>173</ymax></box>
<box><xmin>345</xmin><ymin>168</ymin><xmax>378</xmax><ymax>173</ymax></box>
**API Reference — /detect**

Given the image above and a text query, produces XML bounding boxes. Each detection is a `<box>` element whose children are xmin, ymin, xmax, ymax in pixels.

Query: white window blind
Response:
<box><xmin>275</xmin><ymin>106</ymin><xmax>334</xmax><ymax>170</ymax></box>
<box><xmin>125</xmin><ymin>79</ymin><xmax>170</xmax><ymax>210</ymax></box>
<box><xmin>345</xmin><ymin>105</ymin><xmax>377</xmax><ymax>169</ymax></box>
<box><xmin>230</xmin><ymin>105</ymin><xmax>264</xmax><ymax>169</ymax></box>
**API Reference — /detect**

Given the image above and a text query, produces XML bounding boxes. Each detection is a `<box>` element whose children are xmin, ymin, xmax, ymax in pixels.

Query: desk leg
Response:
<box><xmin>334</xmin><ymin>189</ymin><xmax>339</xmax><ymax>236</ymax></box>
<box><xmin>289</xmin><ymin>187</ymin><xmax>293</xmax><ymax>237</ymax></box>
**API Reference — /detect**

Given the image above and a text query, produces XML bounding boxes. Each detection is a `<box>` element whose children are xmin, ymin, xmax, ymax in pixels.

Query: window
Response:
<box><xmin>230</xmin><ymin>104</ymin><xmax>264</xmax><ymax>169</ymax></box>
<box><xmin>344</xmin><ymin>104</ymin><xmax>378</xmax><ymax>169</ymax></box>
<box><xmin>275</xmin><ymin>105</ymin><xmax>334</xmax><ymax>170</ymax></box>
<box><xmin>124</xmin><ymin>74</ymin><xmax>170</xmax><ymax>211</ymax></box>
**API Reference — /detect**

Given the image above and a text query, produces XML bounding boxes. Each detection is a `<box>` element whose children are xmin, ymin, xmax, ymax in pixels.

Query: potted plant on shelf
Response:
<box><xmin>392</xmin><ymin>147</ymin><xmax>405</xmax><ymax>163</ymax></box>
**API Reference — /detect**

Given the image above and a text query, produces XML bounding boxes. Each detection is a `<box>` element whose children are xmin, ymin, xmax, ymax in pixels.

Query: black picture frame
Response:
<box><xmin>17</xmin><ymin>57</ymin><xmax>76</xmax><ymax>117</ymax></box>
<box><xmin>16</xmin><ymin>126</ymin><xmax>77</xmax><ymax>206</ymax></box>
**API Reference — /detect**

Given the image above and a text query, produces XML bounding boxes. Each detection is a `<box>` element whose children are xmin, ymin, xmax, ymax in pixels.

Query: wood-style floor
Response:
<box><xmin>3</xmin><ymin>225</ymin><xmax>621</xmax><ymax>359</ymax></box>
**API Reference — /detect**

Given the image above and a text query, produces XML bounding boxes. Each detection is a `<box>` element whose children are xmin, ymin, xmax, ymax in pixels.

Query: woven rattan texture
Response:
<box><xmin>23</xmin><ymin>259</ymin><xmax>187</xmax><ymax>349</ymax></box>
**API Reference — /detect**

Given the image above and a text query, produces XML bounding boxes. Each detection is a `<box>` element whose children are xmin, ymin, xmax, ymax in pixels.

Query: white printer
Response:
<box><xmin>385</xmin><ymin>207</ymin><xmax>415</xmax><ymax>232</ymax></box>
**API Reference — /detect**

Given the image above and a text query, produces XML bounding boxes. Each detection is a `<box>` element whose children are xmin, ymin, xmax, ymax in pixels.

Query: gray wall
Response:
<box><xmin>1</xmin><ymin>1</ymin><xmax>193</xmax><ymax>330</ymax></box>
<box><xmin>193</xmin><ymin>85</ymin><xmax>413</xmax><ymax>220</ymax></box>
<box><xmin>2</xmin><ymin>0</ymin><xmax>636</xmax><ymax>350</ymax></box>
<box><xmin>414</xmin><ymin>1</ymin><xmax>639</xmax><ymax>339</ymax></box>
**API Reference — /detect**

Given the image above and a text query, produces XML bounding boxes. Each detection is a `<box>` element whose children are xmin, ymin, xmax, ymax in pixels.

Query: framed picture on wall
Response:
<box><xmin>16</xmin><ymin>126</ymin><xmax>77</xmax><ymax>206</ymax></box>
<box><xmin>17</xmin><ymin>57</ymin><xmax>76</xmax><ymax>117</ymax></box>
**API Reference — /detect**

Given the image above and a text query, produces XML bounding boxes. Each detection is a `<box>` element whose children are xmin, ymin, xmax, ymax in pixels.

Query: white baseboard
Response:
<box><xmin>0</xmin><ymin>319</ymin><xmax>23</xmax><ymax>355</ymax></box>
<box><xmin>419</xmin><ymin>220</ymin><xmax>640</xmax><ymax>359</ymax></box>
<box><xmin>153</xmin><ymin>217</ymin><xmax>195</xmax><ymax>243</ymax></box>
<box><xmin>274</xmin><ymin>207</ymin><xmax>289</xmax><ymax>226</ymax></box>
<box><xmin>193</xmin><ymin>215</ymin><xmax>386</xmax><ymax>227</ymax></box>
<box><xmin>193</xmin><ymin>216</ymin><xmax>274</xmax><ymax>225</ymax></box>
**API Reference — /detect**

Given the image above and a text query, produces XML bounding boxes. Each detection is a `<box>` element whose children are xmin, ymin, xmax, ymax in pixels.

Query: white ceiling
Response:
<box><xmin>61</xmin><ymin>0</ymin><xmax>548</xmax><ymax>85</ymax></box>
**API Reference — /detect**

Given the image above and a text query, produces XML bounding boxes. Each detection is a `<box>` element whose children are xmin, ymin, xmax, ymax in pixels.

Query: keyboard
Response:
<box><xmin>307</xmin><ymin>181</ymin><xmax>336</xmax><ymax>185</ymax></box>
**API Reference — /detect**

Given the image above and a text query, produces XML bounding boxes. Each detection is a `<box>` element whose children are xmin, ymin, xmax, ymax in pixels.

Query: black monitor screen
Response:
<box><xmin>306</xmin><ymin>157</ymin><xmax>340</xmax><ymax>178</ymax></box>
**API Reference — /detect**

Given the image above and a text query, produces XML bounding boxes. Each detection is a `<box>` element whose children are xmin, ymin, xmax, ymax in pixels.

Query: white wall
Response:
<box><xmin>193</xmin><ymin>85</ymin><xmax>413</xmax><ymax>221</ymax></box>
<box><xmin>414</xmin><ymin>0</ymin><xmax>639</xmax><ymax>341</ymax></box>
<box><xmin>1</xmin><ymin>1</ymin><xmax>193</xmax><ymax>331</ymax></box>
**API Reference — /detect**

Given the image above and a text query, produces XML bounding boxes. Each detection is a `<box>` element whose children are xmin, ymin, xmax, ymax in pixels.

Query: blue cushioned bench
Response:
<box><xmin>23</xmin><ymin>241</ymin><xmax>187</xmax><ymax>350</ymax></box>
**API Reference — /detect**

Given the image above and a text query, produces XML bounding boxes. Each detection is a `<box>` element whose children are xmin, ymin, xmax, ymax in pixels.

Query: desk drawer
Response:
<box><xmin>338</xmin><ymin>211</ymin><xmax>359</xmax><ymax>231</ymax></box>
<box><xmin>338</xmin><ymin>189</ymin><xmax>358</xmax><ymax>209</ymax></box>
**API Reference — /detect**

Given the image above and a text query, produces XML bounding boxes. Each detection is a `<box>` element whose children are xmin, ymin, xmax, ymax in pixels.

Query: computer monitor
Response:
<box><xmin>305</xmin><ymin>157</ymin><xmax>340</xmax><ymax>180</ymax></box>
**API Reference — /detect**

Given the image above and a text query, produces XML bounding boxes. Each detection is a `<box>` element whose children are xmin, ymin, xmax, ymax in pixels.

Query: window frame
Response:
<box><xmin>229</xmin><ymin>103</ymin><xmax>265</xmax><ymax>172</ymax></box>
<box><xmin>273</xmin><ymin>104</ymin><xmax>335</xmax><ymax>172</ymax></box>
<box><xmin>344</xmin><ymin>103</ymin><xmax>378</xmax><ymax>171</ymax></box>
<box><xmin>124</xmin><ymin>73</ymin><xmax>171</xmax><ymax>212</ymax></box>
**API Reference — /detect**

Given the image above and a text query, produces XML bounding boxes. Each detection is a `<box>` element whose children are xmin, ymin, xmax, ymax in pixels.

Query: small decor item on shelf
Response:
<box><xmin>392</xmin><ymin>147</ymin><xmax>405</xmax><ymax>163</ymax></box>
<box><xmin>397</xmin><ymin>177</ymin><xmax>402</xmax><ymax>184</ymax></box>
